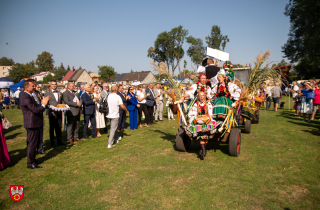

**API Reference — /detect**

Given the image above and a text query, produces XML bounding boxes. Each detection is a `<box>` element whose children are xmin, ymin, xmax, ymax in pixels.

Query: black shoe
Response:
<box><xmin>91</xmin><ymin>136</ymin><xmax>100</xmax><ymax>138</ymax></box>
<box><xmin>84</xmin><ymin>136</ymin><xmax>90</xmax><ymax>139</ymax></box>
<box><xmin>38</xmin><ymin>151</ymin><xmax>47</xmax><ymax>155</ymax></box>
<box><xmin>155</xmin><ymin>120</ymin><xmax>159</xmax><ymax>123</ymax></box>
<box><xmin>28</xmin><ymin>164</ymin><xmax>42</xmax><ymax>169</ymax></box>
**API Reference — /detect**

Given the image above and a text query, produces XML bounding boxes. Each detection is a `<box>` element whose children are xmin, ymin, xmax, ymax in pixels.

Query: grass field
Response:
<box><xmin>1</xmin><ymin>97</ymin><xmax>320</xmax><ymax>209</ymax></box>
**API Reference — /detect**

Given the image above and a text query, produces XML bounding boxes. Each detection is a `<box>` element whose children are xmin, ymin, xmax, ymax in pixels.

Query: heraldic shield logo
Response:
<box><xmin>10</xmin><ymin>185</ymin><xmax>24</xmax><ymax>202</ymax></box>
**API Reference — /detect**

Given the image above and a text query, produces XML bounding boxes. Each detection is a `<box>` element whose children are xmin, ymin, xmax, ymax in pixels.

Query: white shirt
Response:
<box><xmin>15</xmin><ymin>90</ymin><xmax>21</xmax><ymax>98</ymax></box>
<box><xmin>187</xmin><ymin>84</ymin><xmax>212</xmax><ymax>100</ymax></box>
<box><xmin>52</xmin><ymin>89</ymin><xmax>59</xmax><ymax>101</ymax></box>
<box><xmin>137</xmin><ymin>90</ymin><xmax>146</xmax><ymax>104</ymax></box>
<box><xmin>3</xmin><ymin>92</ymin><xmax>9</xmax><ymax>97</ymax></box>
<box><xmin>266</xmin><ymin>86</ymin><xmax>272</xmax><ymax>96</ymax></box>
<box><xmin>157</xmin><ymin>89</ymin><xmax>163</xmax><ymax>100</ymax></box>
<box><xmin>106</xmin><ymin>93</ymin><xmax>123</xmax><ymax>119</ymax></box>
<box><xmin>197</xmin><ymin>66</ymin><xmax>206</xmax><ymax>74</ymax></box>
<box><xmin>292</xmin><ymin>85</ymin><xmax>299</xmax><ymax>98</ymax></box>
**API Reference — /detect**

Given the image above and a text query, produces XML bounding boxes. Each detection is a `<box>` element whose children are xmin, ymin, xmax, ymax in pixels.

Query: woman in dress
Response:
<box><xmin>0</xmin><ymin>111</ymin><xmax>10</xmax><ymax>169</ymax></box>
<box><xmin>93</xmin><ymin>86</ymin><xmax>105</xmax><ymax>137</ymax></box>
<box><xmin>127</xmin><ymin>87</ymin><xmax>140</xmax><ymax>130</ymax></box>
<box><xmin>311</xmin><ymin>82</ymin><xmax>320</xmax><ymax>121</ymax></box>
<box><xmin>3</xmin><ymin>89</ymin><xmax>10</xmax><ymax>110</ymax></box>
<box><xmin>136</xmin><ymin>85</ymin><xmax>150</xmax><ymax>128</ymax></box>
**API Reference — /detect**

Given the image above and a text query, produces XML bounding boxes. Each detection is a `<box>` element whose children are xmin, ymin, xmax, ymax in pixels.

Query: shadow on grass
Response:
<box><xmin>153</xmin><ymin>129</ymin><xmax>229</xmax><ymax>159</ymax></box>
<box><xmin>278</xmin><ymin>110</ymin><xmax>320</xmax><ymax>136</ymax></box>
<box><xmin>5</xmin><ymin>132</ymin><xmax>22</xmax><ymax>140</ymax></box>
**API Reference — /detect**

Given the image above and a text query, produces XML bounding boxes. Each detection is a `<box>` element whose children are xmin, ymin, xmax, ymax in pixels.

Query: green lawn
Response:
<box><xmin>1</xmin><ymin>97</ymin><xmax>320</xmax><ymax>209</ymax></box>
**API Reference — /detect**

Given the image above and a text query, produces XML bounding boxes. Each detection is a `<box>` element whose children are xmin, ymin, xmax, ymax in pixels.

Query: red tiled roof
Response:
<box><xmin>62</xmin><ymin>71</ymin><xmax>76</xmax><ymax>81</ymax></box>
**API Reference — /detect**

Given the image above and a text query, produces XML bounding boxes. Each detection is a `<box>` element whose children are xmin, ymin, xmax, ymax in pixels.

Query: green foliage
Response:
<box><xmin>52</xmin><ymin>66</ymin><xmax>68</xmax><ymax>81</ymax></box>
<box><xmin>186</xmin><ymin>36</ymin><xmax>206</xmax><ymax>67</ymax></box>
<box><xmin>148</xmin><ymin>25</ymin><xmax>188</xmax><ymax>76</ymax></box>
<box><xmin>205</xmin><ymin>25</ymin><xmax>229</xmax><ymax>51</ymax></box>
<box><xmin>98</xmin><ymin>65</ymin><xmax>116</xmax><ymax>82</ymax></box>
<box><xmin>8</xmin><ymin>63</ymin><xmax>34</xmax><ymax>83</ymax></box>
<box><xmin>130</xmin><ymin>69</ymin><xmax>134</xmax><ymax>73</ymax></box>
<box><xmin>0</xmin><ymin>57</ymin><xmax>15</xmax><ymax>66</ymax></box>
<box><xmin>67</xmin><ymin>65</ymin><xmax>71</xmax><ymax>70</ymax></box>
<box><xmin>183</xmin><ymin>60</ymin><xmax>187</xmax><ymax>69</ymax></box>
<box><xmin>36</xmin><ymin>51</ymin><xmax>54</xmax><ymax>73</ymax></box>
<box><xmin>42</xmin><ymin>74</ymin><xmax>54</xmax><ymax>83</ymax></box>
<box><xmin>24</xmin><ymin>60</ymin><xmax>39</xmax><ymax>74</ymax></box>
<box><xmin>272</xmin><ymin>59</ymin><xmax>289</xmax><ymax>68</ymax></box>
<box><xmin>282</xmin><ymin>0</ymin><xmax>320</xmax><ymax>78</ymax></box>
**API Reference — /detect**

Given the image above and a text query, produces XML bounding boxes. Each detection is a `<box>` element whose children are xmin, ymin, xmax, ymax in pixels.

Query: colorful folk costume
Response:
<box><xmin>184</xmin><ymin>94</ymin><xmax>220</xmax><ymax>158</ymax></box>
<box><xmin>211</xmin><ymin>69</ymin><xmax>241</xmax><ymax>119</ymax></box>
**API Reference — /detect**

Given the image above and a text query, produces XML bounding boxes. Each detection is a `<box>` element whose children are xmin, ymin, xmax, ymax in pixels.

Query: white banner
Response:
<box><xmin>206</xmin><ymin>47</ymin><xmax>229</xmax><ymax>61</ymax></box>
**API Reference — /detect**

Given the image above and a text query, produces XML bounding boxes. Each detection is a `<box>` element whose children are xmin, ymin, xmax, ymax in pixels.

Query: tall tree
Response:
<box><xmin>98</xmin><ymin>65</ymin><xmax>116</xmax><ymax>82</ymax></box>
<box><xmin>8</xmin><ymin>63</ymin><xmax>34</xmax><ymax>83</ymax></box>
<box><xmin>24</xmin><ymin>60</ymin><xmax>39</xmax><ymax>74</ymax></box>
<box><xmin>35</xmin><ymin>51</ymin><xmax>54</xmax><ymax>72</ymax></box>
<box><xmin>205</xmin><ymin>25</ymin><xmax>229</xmax><ymax>51</ymax></box>
<box><xmin>52</xmin><ymin>66</ymin><xmax>68</xmax><ymax>81</ymax></box>
<box><xmin>186</xmin><ymin>36</ymin><xmax>206</xmax><ymax>68</ymax></box>
<box><xmin>0</xmin><ymin>57</ymin><xmax>15</xmax><ymax>66</ymax></box>
<box><xmin>282</xmin><ymin>0</ymin><xmax>320</xmax><ymax>78</ymax></box>
<box><xmin>67</xmin><ymin>65</ymin><xmax>71</xmax><ymax>71</ymax></box>
<box><xmin>170</xmin><ymin>25</ymin><xmax>188</xmax><ymax>76</ymax></box>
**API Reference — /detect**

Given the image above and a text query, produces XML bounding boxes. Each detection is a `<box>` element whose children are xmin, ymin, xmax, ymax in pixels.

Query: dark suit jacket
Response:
<box><xmin>62</xmin><ymin>90</ymin><xmax>82</xmax><ymax>116</ymax></box>
<box><xmin>117</xmin><ymin>91</ymin><xmax>127</xmax><ymax>112</ymax></box>
<box><xmin>206</xmin><ymin>65</ymin><xmax>220</xmax><ymax>79</ymax></box>
<box><xmin>20</xmin><ymin>91</ymin><xmax>45</xmax><ymax>129</ymax></box>
<box><xmin>81</xmin><ymin>92</ymin><xmax>95</xmax><ymax>115</ymax></box>
<box><xmin>145</xmin><ymin>88</ymin><xmax>155</xmax><ymax>107</ymax></box>
<box><xmin>44</xmin><ymin>89</ymin><xmax>62</xmax><ymax>117</ymax></box>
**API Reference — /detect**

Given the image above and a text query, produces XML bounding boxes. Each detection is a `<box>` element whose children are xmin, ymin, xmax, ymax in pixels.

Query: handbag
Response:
<box><xmin>0</xmin><ymin>112</ymin><xmax>12</xmax><ymax>129</ymax></box>
<box><xmin>306</xmin><ymin>91</ymin><xmax>315</xmax><ymax>99</ymax></box>
<box><xmin>98</xmin><ymin>96</ymin><xmax>109</xmax><ymax>115</ymax></box>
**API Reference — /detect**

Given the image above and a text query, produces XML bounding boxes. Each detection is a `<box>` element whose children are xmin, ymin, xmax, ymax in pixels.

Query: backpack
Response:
<box><xmin>98</xmin><ymin>96</ymin><xmax>109</xmax><ymax>114</ymax></box>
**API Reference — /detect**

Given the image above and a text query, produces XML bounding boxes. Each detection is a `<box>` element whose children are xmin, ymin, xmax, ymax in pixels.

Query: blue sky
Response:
<box><xmin>0</xmin><ymin>0</ymin><xmax>291</xmax><ymax>75</ymax></box>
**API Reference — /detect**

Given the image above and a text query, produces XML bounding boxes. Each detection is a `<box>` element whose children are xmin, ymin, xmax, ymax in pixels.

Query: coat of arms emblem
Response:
<box><xmin>10</xmin><ymin>185</ymin><xmax>24</xmax><ymax>201</ymax></box>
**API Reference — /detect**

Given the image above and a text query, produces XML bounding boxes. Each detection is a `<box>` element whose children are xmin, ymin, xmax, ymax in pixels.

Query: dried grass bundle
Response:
<box><xmin>150</xmin><ymin>61</ymin><xmax>182</xmax><ymax>99</ymax></box>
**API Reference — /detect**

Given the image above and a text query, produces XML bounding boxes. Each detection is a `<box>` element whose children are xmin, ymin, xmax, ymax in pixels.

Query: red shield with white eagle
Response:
<box><xmin>10</xmin><ymin>185</ymin><xmax>24</xmax><ymax>202</ymax></box>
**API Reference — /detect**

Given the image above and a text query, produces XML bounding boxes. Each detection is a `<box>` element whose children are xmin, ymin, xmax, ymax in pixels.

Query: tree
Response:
<box><xmin>130</xmin><ymin>69</ymin><xmax>134</xmax><ymax>73</ymax></box>
<box><xmin>79</xmin><ymin>66</ymin><xmax>82</xmax><ymax>69</ymax></box>
<box><xmin>8</xmin><ymin>63</ymin><xmax>34</xmax><ymax>83</ymax></box>
<box><xmin>36</xmin><ymin>51</ymin><xmax>54</xmax><ymax>72</ymax></box>
<box><xmin>0</xmin><ymin>57</ymin><xmax>15</xmax><ymax>66</ymax></box>
<box><xmin>186</xmin><ymin>36</ymin><xmax>206</xmax><ymax>68</ymax></box>
<box><xmin>67</xmin><ymin>65</ymin><xmax>71</xmax><ymax>71</ymax></box>
<box><xmin>98</xmin><ymin>65</ymin><xmax>116</xmax><ymax>82</ymax></box>
<box><xmin>24</xmin><ymin>60</ymin><xmax>39</xmax><ymax>74</ymax></box>
<box><xmin>170</xmin><ymin>25</ymin><xmax>188</xmax><ymax>76</ymax></box>
<box><xmin>184</xmin><ymin>60</ymin><xmax>187</xmax><ymax>69</ymax></box>
<box><xmin>205</xmin><ymin>25</ymin><xmax>229</xmax><ymax>51</ymax></box>
<box><xmin>272</xmin><ymin>59</ymin><xmax>289</xmax><ymax>68</ymax></box>
<box><xmin>52</xmin><ymin>66</ymin><xmax>68</xmax><ymax>81</ymax></box>
<box><xmin>42</xmin><ymin>74</ymin><xmax>54</xmax><ymax>83</ymax></box>
<box><xmin>60</xmin><ymin>63</ymin><xmax>65</xmax><ymax>70</ymax></box>
<box><xmin>282</xmin><ymin>0</ymin><xmax>320</xmax><ymax>78</ymax></box>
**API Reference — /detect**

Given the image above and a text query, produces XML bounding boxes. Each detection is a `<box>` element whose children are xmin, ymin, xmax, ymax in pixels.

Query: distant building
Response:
<box><xmin>0</xmin><ymin>66</ymin><xmax>12</xmax><ymax>77</ymax></box>
<box><xmin>115</xmin><ymin>71</ymin><xmax>155</xmax><ymax>85</ymax></box>
<box><xmin>61</xmin><ymin>70</ymin><xmax>76</xmax><ymax>85</ymax></box>
<box><xmin>69</xmin><ymin>69</ymin><xmax>93</xmax><ymax>85</ymax></box>
<box><xmin>89</xmin><ymin>72</ymin><xmax>100</xmax><ymax>82</ymax></box>
<box><xmin>113</xmin><ymin>73</ymin><xmax>127</xmax><ymax>84</ymax></box>
<box><xmin>29</xmin><ymin>71</ymin><xmax>55</xmax><ymax>82</ymax></box>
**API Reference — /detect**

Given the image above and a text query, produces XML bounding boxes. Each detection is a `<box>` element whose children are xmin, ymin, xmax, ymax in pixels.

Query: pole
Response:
<box><xmin>288</xmin><ymin>92</ymin><xmax>290</xmax><ymax>111</ymax></box>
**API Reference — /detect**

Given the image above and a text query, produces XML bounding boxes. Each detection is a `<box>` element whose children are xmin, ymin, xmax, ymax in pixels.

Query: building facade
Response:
<box><xmin>0</xmin><ymin>66</ymin><xmax>12</xmax><ymax>77</ymax></box>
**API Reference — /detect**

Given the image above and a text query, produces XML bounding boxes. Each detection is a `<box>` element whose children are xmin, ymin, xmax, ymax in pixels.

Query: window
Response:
<box><xmin>83</xmin><ymin>74</ymin><xmax>86</xmax><ymax>78</ymax></box>
<box><xmin>2</xmin><ymin>67</ymin><xmax>4</xmax><ymax>70</ymax></box>
<box><xmin>3</xmin><ymin>72</ymin><xmax>7</xmax><ymax>76</ymax></box>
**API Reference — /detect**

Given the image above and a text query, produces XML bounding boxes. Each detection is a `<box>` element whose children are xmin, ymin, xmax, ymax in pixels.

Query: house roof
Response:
<box><xmin>114</xmin><ymin>73</ymin><xmax>126</xmax><ymax>82</ymax></box>
<box><xmin>121</xmin><ymin>71</ymin><xmax>151</xmax><ymax>82</ymax></box>
<box><xmin>30</xmin><ymin>71</ymin><xmax>53</xmax><ymax>77</ymax></box>
<box><xmin>89</xmin><ymin>72</ymin><xmax>100</xmax><ymax>78</ymax></box>
<box><xmin>61</xmin><ymin>71</ymin><xmax>76</xmax><ymax>81</ymax></box>
<box><xmin>69</xmin><ymin>69</ymin><xmax>86</xmax><ymax>81</ymax></box>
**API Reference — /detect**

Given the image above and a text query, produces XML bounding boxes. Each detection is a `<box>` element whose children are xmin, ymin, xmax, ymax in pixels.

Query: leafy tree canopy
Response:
<box><xmin>36</xmin><ymin>51</ymin><xmax>54</xmax><ymax>73</ymax></box>
<box><xmin>8</xmin><ymin>63</ymin><xmax>34</xmax><ymax>83</ymax></box>
<box><xmin>205</xmin><ymin>25</ymin><xmax>229</xmax><ymax>51</ymax></box>
<box><xmin>282</xmin><ymin>0</ymin><xmax>320</xmax><ymax>78</ymax></box>
<box><xmin>186</xmin><ymin>36</ymin><xmax>206</xmax><ymax>67</ymax></box>
<box><xmin>98</xmin><ymin>65</ymin><xmax>116</xmax><ymax>82</ymax></box>
<box><xmin>0</xmin><ymin>57</ymin><xmax>15</xmax><ymax>66</ymax></box>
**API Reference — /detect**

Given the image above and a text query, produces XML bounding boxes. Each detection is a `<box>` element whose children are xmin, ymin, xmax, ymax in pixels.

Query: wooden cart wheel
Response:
<box><xmin>176</xmin><ymin>127</ymin><xmax>191</xmax><ymax>152</ymax></box>
<box><xmin>245</xmin><ymin>119</ymin><xmax>251</xmax><ymax>133</ymax></box>
<box><xmin>254</xmin><ymin>110</ymin><xmax>260</xmax><ymax>124</ymax></box>
<box><xmin>228</xmin><ymin>128</ymin><xmax>241</xmax><ymax>156</ymax></box>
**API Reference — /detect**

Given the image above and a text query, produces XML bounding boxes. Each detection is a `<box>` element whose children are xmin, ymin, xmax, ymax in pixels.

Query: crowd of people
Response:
<box><xmin>13</xmin><ymin>79</ymin><xmax>169</xmax><ymax>169</ymax></box>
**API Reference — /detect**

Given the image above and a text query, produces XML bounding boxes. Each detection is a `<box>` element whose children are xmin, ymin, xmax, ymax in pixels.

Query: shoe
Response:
<box><xmin>28</xmin><ymin>164</ymin><xmax>42</xmax><ymax>169</ymax></box>
<box><xmin>159</xmin><ymin>119</ymin><xmax>163</xmax><ymax>121</ymax></box>
<box><xmin>38</xmin><ymin>151</ymin><xmax>47</xmax><ymax>155</ymax></box>
<box><xmin>69</xmin><ymin>141</ymin><xmax>74</xmax><ymax>145</ymax></box>
<box><xmin>91</xmin><ymin>136</ymin><xmax>100</xmax><ymax>138</ymax></box>
<box><xmin>108</xmin><ymin>144</ymin><xmax>114</xmax><ymax>148</ymax></box>
<box><xmin>117</xmin><ymin>137</ymin><xmax>122</xmax><ymax>142</ymax></box>
<box><xmin>123</xmin><ymin>128</ymin><xmax>127</xmax><ymax>131</ymax></box>
<box><xmin>74</xmin><ymin>139</ymin><xmax>83</xmax><ymax>142</ymax></box>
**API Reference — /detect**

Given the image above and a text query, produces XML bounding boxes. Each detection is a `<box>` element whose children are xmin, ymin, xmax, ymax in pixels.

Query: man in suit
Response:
<box><xmin>31</xmin><ymin>82</ymin><xmax>47</xmax><ymax>154</ymax></box>
<box><xmin>45</xmin><ymin>80</ymin><xmax>65</xmax><ymax>148</ymax></box>
<box><xmin>101</xmin><ymin>83</ymin><xmax>109</xmax><ymax>133</ymax></box>
<box><xmin>81</xmin><ymin>84</ymin><xmax>99</xmax><ymax>138</ymax></box>
<box><xmin>145</xmin><ymin>83</ymin><xmax>158</xmax><ymax>124</ymax></box>
<box><xmin>78</xmin><ymin>85</ymin><xmax>85</xmax><ymax>97</ymax></box>
<box><xmin>117</xmin><ymin>84</ymin><xmax>129</xmax><ymax>132</ymax></box>
<box><xmin>154</xmin><ymin>83</ymin><xmax>164</xmax><ymax>122</ymax></box>
<box><xmin>205</xmin><ymin>58</ymin><xmax>220</xmax><ymax>82</ymax></box>
<box><xmin>62</xmin><ymin>82</ymin><xmax>83</xmax><ymax>145</ymax></box>
<box><xmin>20</xmin><ymin>80</ymin><xmax>49</xmax><ymax>169</ymax></box>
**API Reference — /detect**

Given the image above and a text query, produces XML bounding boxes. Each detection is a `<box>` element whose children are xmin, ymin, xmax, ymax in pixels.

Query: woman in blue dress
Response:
<box><xmin>127</xmin><ymin>87</ymin><xmax>140</xmax><ymax>130</ymax></box>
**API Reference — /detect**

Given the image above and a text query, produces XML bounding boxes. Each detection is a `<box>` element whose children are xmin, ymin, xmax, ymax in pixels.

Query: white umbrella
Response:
<box><xmin>0</xmin><ymin>77</ymin><xmax>14</xmax><ymax>89</ymax></box>
<box><xmin>132</xmin><ymin>82</ymin><xmax>142</xmax><ymax>86</ymax></box>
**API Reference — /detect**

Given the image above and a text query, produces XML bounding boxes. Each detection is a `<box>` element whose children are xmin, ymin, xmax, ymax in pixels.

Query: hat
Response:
<box><xmin>17</xmin><ymin>87</ymin><xmax>20</xmax><ymax>90</ymax></box>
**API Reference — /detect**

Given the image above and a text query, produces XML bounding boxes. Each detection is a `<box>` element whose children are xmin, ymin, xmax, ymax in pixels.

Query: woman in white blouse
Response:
<box><xmin>136</xmin><ymin>85</ymin><xmax>150</xmax><ymax>128</ymax></box>
<box><xmin>93</xmin><ymin>86</ymin><xmax>105</xmax><ymax>137</ymax></box>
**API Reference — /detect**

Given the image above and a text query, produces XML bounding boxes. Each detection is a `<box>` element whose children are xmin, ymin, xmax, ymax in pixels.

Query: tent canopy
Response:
<box><xmin>0</xmin><ymin>77</ymin><xmax>14</xmax><ymax>89</ymax></box>
<box><xmin>10</xmin><ymin>79</ymin><xmax>25</xmax><ymax>93</ymax></box>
